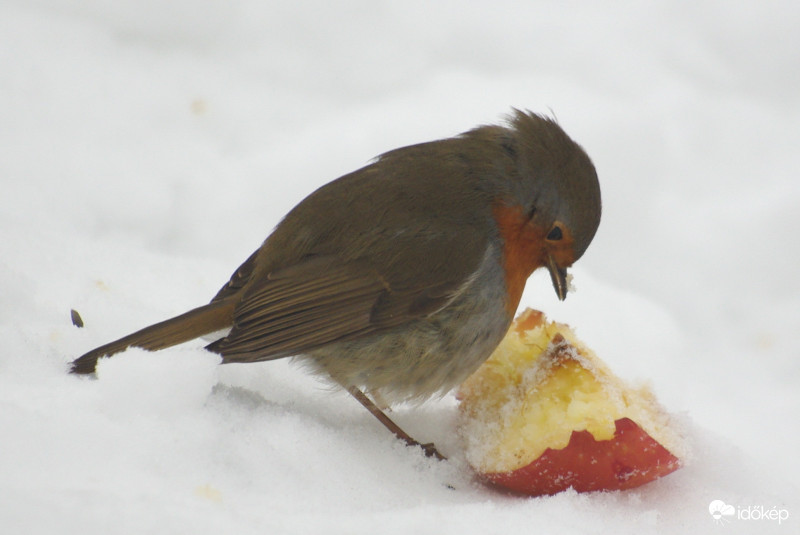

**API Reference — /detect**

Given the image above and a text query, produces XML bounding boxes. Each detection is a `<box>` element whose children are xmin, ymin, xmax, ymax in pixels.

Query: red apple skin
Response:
<box><xmin>483</xmin><ymin>418</ymin><xmax>681</xmax><ymax>496</ymax></box>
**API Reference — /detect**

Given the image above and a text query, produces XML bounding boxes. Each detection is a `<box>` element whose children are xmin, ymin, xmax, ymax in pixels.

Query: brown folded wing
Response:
<box><xmin>208</xmin><ymin>252</ymin><xmax>475</xmax><ymax>363</ymax></box>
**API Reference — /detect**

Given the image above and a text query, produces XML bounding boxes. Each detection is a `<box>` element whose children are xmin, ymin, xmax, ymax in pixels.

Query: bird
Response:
<box><xmin>70</xmin><ymin>110</ymin><xmax>601</xmax><ymax>459</ymax></box>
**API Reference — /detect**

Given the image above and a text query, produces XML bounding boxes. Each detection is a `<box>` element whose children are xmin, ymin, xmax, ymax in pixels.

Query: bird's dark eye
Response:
<box><xmin>546</xmin><ymin>225</ymin><xmax>563</xmax><ymax>241</ymax></box>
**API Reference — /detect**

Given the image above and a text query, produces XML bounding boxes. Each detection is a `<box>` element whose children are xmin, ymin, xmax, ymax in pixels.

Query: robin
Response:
<box><xmin>71</xmin><ymin>110</ymin><xmax>601</xmax><ymax>460</ymax></box>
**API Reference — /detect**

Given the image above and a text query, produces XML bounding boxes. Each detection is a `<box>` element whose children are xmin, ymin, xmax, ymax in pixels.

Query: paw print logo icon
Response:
<box><xmin>709</xmin><ymin>500</ymin><xmax>736</xmax><ymax>524</ymax></box>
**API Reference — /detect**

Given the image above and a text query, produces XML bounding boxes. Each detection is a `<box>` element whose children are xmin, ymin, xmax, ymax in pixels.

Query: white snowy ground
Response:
<box><xmin>1</xmin><ymin>1</ymin><xmax>798</xmax><ymax>533</ymax></box>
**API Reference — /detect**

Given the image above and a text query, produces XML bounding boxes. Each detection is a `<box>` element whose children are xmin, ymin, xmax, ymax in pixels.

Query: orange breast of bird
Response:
<box><xmin>492</xmin><ymin>203</ymin><xmax>548</xmax><ymax>316</ymax></box>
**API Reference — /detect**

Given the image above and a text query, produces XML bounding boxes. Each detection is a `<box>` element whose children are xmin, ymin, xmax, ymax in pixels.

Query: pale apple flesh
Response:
<box><xmin>458</xmin><ymin>309</ymin><xmax>684</xmax><ymax>496</ymax></box>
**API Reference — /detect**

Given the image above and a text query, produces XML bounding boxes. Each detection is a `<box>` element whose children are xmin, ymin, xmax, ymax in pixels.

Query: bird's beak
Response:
<box><xmin>546</xmin><ymin>254</ymin><xmax>568</xmax><ymax>301</ymax></box>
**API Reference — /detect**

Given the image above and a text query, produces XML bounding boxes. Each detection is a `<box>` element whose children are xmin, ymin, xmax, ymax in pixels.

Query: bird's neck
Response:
<box><xmin>492</xmin><ymin>202</ymin><xmax>548</xmax><ymax>316</ymax></box>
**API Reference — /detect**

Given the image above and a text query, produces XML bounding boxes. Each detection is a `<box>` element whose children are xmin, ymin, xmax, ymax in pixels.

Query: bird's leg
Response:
<box><xmin>346</xmin><ymin>386</ymin><xmax>446</xmax><ymax>461</ymax></box>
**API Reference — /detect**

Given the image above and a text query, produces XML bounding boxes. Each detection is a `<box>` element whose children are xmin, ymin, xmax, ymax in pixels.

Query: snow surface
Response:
<box><xmin>2</xmin><ymin>1</ymin><xmax>798</xmax><ymax>533</ymax></box>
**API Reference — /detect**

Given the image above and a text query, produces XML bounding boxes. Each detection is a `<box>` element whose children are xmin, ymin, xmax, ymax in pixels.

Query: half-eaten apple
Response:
<box><xmin>458</xmin><ymin>309</ymin><xmax>684</xmax><ymax>495</ymax></box>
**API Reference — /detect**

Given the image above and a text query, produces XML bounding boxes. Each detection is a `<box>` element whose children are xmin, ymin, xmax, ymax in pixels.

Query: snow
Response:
<box><xmin>1</xmin><ymin>1</ymin><xmax>798</xmax><ymax>533</ymax></box>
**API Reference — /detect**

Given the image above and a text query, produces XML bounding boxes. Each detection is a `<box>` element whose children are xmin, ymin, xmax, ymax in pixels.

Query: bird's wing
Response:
<box><xmin>210</xmin><ymin>248</ymin><xmax>260</xmax><ymax>303</ymax></box>
<box><xmin>209</xmin><ymin>240</ymin><xmax>487</xmax><ymax>364</ymax></box>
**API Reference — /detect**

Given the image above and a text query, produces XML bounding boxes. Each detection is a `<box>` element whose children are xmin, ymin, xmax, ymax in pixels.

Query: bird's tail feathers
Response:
<box><xmin>69</xmin><ymin>298</ymin><xmax>236</xmax><ymax>374</ymax></box>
